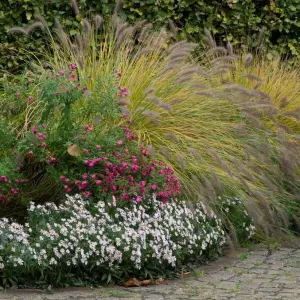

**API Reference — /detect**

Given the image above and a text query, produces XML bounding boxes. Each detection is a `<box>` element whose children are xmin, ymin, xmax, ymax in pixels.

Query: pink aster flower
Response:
<box><xmin>151</xmin><ymin>184</ymin><xmax>158</xmax><ymax>190</ymax></box>
<box><xmin>32</xmin><ymin>125</ymin><xmax>37</xmax><ymax>136</ymax></box>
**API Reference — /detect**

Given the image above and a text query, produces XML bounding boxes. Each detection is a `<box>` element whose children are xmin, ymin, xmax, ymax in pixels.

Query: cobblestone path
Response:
<box><xmin>1</xmin><ymin>246</ymin><xmax>300</xmax><ymax>300</ymax></box>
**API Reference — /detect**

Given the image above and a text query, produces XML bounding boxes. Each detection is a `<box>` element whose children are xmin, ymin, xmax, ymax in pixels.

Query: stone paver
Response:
<box><xmin>1</xmin><ymin>246</ymin><xmax>300</xmax><ymax>299</ymax></box>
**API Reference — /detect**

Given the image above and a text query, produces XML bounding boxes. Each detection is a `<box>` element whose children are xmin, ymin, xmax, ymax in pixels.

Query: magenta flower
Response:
<box><xmin>83</xmin><ymin>149</ymin><xmax>89</xmax><ymax>154</ymax></box>
<box><xmin>83</xmin><ymin>191</ymin><xmax>91</xmax><ymax>198</ymax></box>
<box><xmin>96</xmin><ymin>145</ymin><xmax>101</xmax><ymax>150</ymax></box>
<box><xmin>131</xmin><ymin>165</ymin><xmax>139</xmax><ymax>173</ymax></box>
<box><xmin>32</xmin><ymin>125</ymin><xmax>37</xmax><ymax>136</ymax></box>
<box><xmin>41</xmin><ymin>142</ymin><xmax>47</xmax><ymax>148</ymax></box>
<box><xmin>118</xmin><ymin>140</ymin><xmax>124</xmax><ymax>146</ymax></box>
<box><xmin>151</xmin><ymin>184</ymin><xmax>158</xmax><ymax>190</ymax></box>
<box><xmin>28</xmin><ymin>151</ymin><xmax>33</xmax><ymax>156</ymax></box>
<box><xmin>122</xmin><ymin>193</ymin><xmax>129</xmax><ymax>200</ymax></box>
<box><xmin>60</xmin><ymin>176</ymin><xmax>66</xmax><ymax>181</ymax></box>
<box><xmin>135</xmin><ymin>196</ymin><xmax>142</xmax><ymax>203</ymax></box>
<box><xmin>95</xmin><ymin>180</ymin><xmax>102</xmax><ymax>185</ymax></box>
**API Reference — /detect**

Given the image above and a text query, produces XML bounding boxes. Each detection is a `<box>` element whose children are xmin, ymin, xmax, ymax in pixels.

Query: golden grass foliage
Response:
<box><xmin>14</xmin><ymin>12</ymin><xmax>300</xmax><ymax>236</ymax></box>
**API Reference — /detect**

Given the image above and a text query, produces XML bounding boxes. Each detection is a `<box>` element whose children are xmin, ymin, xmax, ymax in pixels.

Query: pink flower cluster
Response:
<box><xmin>60</xmin><ymin>119</ymin><xmax>180</xmax><ymax>203</ymax></box>
<box><xmin>0</xmin><ymin>175</ymin><xmax>27</xmax><ymax>203</ymax></box>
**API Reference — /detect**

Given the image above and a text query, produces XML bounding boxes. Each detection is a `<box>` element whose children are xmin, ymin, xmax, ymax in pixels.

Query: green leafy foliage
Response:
<box><xmin>1</xmin><ymin>0</ymin><xmax>299</xmax><ymax>74</ymax></box>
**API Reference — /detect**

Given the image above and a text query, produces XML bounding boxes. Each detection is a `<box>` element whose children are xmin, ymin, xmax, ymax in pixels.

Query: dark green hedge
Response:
<box><xmin>0</xmin><ymin>0</ymin><xmax>299</xmax><ymax>73</ymax></box>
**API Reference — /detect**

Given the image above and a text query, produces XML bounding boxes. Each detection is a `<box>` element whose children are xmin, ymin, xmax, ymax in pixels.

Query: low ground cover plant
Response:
<box><xmin>0</xmin><ymin>194</ymin><xmax>226</xmax><ymax>287</ymax></box>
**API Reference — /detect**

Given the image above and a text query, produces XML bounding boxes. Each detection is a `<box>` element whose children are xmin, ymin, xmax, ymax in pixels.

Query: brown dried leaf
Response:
<box><xmin>124</xmin><ymin>278</ymin><xmax>141</xmax><ymax>287</ymax></box>
<box><xmin>67</xmin><ymin>144</ymin><xmax>82</xmax><ymax>157</ymax></box>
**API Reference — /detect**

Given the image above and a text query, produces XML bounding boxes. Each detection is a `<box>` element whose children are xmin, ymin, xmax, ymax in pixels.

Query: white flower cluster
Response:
<box><xmin>0</xmin><ymin>195</ymin><xmax>225</xmax><ymax>273</ymax></box>
<box><xmin>218</xmin><ymin>195</ymin><xmax>256</xmax><ymax>239</ymax></box>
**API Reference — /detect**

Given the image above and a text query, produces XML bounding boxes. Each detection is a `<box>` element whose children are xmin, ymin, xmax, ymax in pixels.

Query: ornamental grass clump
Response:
<box><xmin>0</xmin><ymin>194</ymin><xmax>225</xmax><ymax>287</ymax></box>
<box><xmin>15</xmin><ymin>3</ymin><xmax>299</xmax><ymax>236</ymax></box>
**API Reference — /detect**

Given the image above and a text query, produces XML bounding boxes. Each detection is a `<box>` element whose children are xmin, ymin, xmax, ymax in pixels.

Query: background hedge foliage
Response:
<box><xmin>0</xmin><ymin>0</ymin><xmax>299</xmax><ymax>73</ymax></box>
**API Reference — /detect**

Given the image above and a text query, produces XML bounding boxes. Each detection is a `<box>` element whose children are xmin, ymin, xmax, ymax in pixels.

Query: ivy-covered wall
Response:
<box><xmin>0</xmin><ymin>0</ymin><xmax>299</xmax><ymax>73</ymax></box>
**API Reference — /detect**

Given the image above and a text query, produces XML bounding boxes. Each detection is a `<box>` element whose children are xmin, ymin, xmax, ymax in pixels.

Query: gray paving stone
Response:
<box><xmin>2</xmin><ymin>246</ymin><xmax>300</xmax><ymax>299</ymax></box>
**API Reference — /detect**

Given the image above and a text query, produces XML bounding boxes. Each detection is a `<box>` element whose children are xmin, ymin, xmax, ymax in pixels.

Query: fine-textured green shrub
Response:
<box><xmin>1</xmin><ymin>0</ymin><xmax>299</xmax><ymax>73</ymax></box>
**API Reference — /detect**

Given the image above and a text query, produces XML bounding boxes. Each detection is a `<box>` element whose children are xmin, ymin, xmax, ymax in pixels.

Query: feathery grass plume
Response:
<box><xmin>142</xmin><ymin>110</ymin><xmax>160</xmax><ymax>118</ymax></box>
<box><xmin>210</xmin><ymin>69</ymin><xmax>231</xmax><ymax>76</ymax></box>
<box><xmin>159</xmin><ymin>146</ymin><xmax>173</xmax><ymax>160</ymax></box>
<box><xmin>178</xmin><ymin>66</ymin><xmax>199</xmax><ymax>77</ymax></box>
<box><xmin>169</xmin><ymin>50</ymin><xmax>191</xmax><ymax>62</ymax></box>
<box><xmin>250</xmin><ymin>90</ymin><xmax>271</xmax><ymax>100</ymax></box>
<box><xmin>136</xmin><ymin>106</ymin><xmax>145</xmax><ymax>112</ymax></box>
<box><xmin>226</xmin><ymin>42</ymin><xmax>234</xmax><ymax>55</ymax></box>
<box><xmin>145</xmin><ymin>87</ymin><xmax>155</xmax><ymax>95</ymax></box>
<box><xmin>212</xmin><ymin>63</ymin><xmax>236</xmax><ymax>71</ymax></box>
<box><xmin>177</xmin><ymin>154</ymin><xmax>186</xmax><ymax>170</ymax></box>
<box><xmin>133</xmin><ymin>20</ymin><xmax>148</xmax><ymax>31</ymax></box>
<box><xmin>147</xmin><ymin>95</ymin><xmax>160</xmax><ymax>105</ymax></box>
<box><xmin>257</xmin><ymin>28</ymin><xmax>265</xmax><ymax>48</ymax></box>
<box><xmin>114</xmin><ymin>0</ymin><xmax>122</xmax><ymax>15</ymax></box>
<box><xmin>150</xmin><ymin>118</ymin><xmax>160</xmax><ymax>125</ymax></box>
<box><xmin>169</xmin><ymin>98</ymin><xmax>184</xmax><ymax>105</ymax></box>
<box><xmin>207</xmin><ymin>46</ymin><xmax>228</xmax><ymax>55</ymax></box>
<box><xmin>211</xmin><ymin>55</ymin><xmax>237</xmax><ymax>65</ymax></box>
<box><xmin>120</xmin><ymin>106</ymin><xmax>130</xmax><ymax>116</ymax></box>
<box><xmin>115</xmin><ymin>27</ymin><xmax>134</xmax><ymax>50</ymax></box>
<box><xmin>157</xmin><ymin>102</ymin><xmax>173</xmax><ymax>112</ymax></box>
<box><xmin>175</xmin><ymin>76</ymin><xmax>193</xmax><ymax>84</ymax></box>
<box><xmin>203</xmin><ymin>28</ymin><xmax>216</xmax><ymax>48</ymax></box>
<box><xmin>71</xmin><ymin>44</ymin><xmax>79</xmax><ymax>54</ymax></box>
<box><xmin>8</xmin><ymin>27</ymin><xmax>27</xmax><ymax>35</ymax></box>
<box><xmin>195</xmin><ymin>90</ymin><xmax>214</xmax><ymax>97</ymax></box>
<box><xmin>223</xmin><ymin>84</ymin><xmax>254</xmax><ymax>96</ymax></box>
<box><xmin>138</xmin><ymin>23</ymin><xmax>153</xmax><ymax>42</ymax></box>
<box><xmin>82</xmin><ymin>19</ymin><xmax>91</xmax><ymax>33</ymax></box>
<box><xmin>165</xmin><ymin>132</ymin><xmax>178</xmax><ymax>142</ymax></box>
<box><xmin>136</xmin><ymin>47</ymin><xmax>156</xmax><ymax>58</ymax></box>
<box><xmin>187</xmin><ymin>147</ymin><xmax>203</xmax><ymax>161</ymax></box>
<box><xmin>94</xmin><ymin>15</ymin><xmax>102</xmax><ymax>31</ymax></box>
<box><xmin>146</xmin><ymin>144</ymin><xmax>156</xmax><ymax>156</ymax></box>
<box><xmin>190</xmin><ymin>82</ymin><xmax>207</xmax><ymax>89</ymax></box>
<box><xmin>111</xmin><ymin>13</ymin><xmax>120</xmax><ymax>30</ymax></box>
<box><xmin>115</xmin><ymin>23</ymin><xmax>128</xmax><ymax>41</ymax></box>
<box><xmin>244</xmin><ymin>53</ymin><xmax>253</xmax><ymax>68</ymax></box>
<box><xmin>243</xmin><ymin>74</ymin><xmax>263</xmax><ymax>82</ymax></box>
<box><xmin>278</xmin><ymin>97</ymin><xmax>288</xmax><ymax>108</ymax></box>
<box><xmin>70</xmin><ymin>0</ymin><xmax>80</xmax><ymax>16</ymax></box>
<box><xmin>168</xmin><ymin>40</ymin><xmax>187</xmax><ymax>52</ymax></box>
<box><xmin>168</xmin><ymin>20</ymin><xmax>178</xmax><ymax>37</ymax></box>
<box><xmin>26</xmin><ymin>22</ymin><xmax>44</xmax><ymax>34</ymax></box>
<box><xmin>54</xmin><ymin>18</ymin><xmax>63</xmax><ymax>33</ymax></box>
<box><xmin>282</xmin><ymin>111</ymin><xmax>300</xmax><ymax>120</ymax></box>
<box><xmin>117</xmin><ymin>99</ymin><xmax>129</xmax><ymax>106</ymax></box>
